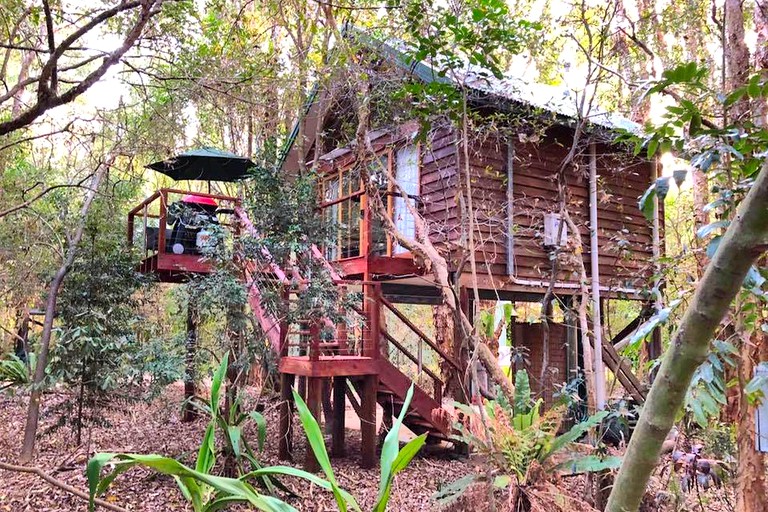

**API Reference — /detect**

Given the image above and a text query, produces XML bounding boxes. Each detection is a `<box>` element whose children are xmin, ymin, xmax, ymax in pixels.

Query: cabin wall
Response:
<box><xmin>512</xmin><ymin>321</ymin><xmax>569</xmax><ymax>407</ymax></box>
<box><xmin>510</xmin><ymin>131</ymin><xmax>656</xmax><ymax>292</ymax></box>
<box><xmin>419</xmin><ymin>126</ymin><xmax>462</xmax><ymax>250</ymax></box>
<box><xmin>419</xmin><ymin>125</ymin><xmax>657</xmax><ymax>295</ymax></box>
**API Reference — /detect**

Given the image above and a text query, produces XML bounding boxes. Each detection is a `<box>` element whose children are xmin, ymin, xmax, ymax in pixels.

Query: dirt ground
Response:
<box><xmin>0</xmin><ymin>384</ymin><xmax>473</xmax><ymax>511</ymax></box>
<box><xmin>0</xmin><ymin>384</ymin><xmax>740</xmax><ymax>511</ymax></box>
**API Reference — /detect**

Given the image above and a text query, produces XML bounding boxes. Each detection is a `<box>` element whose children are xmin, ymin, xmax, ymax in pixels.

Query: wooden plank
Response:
<box><xmin>360</xmin><ymin>374</ymin><xmax>378</xmax><ymax>468</ymax></box>
<box><xmin>380</xmin><ymin>296</ymin><xmax>462</xmax><ymax>372</ymax></box>
<box><xmin>377</xmin><ymin>360</ymin><xmax>448</xmax><ymax>435</ymax></box>
<box><xmin>602</xmin><ymin>342</ymin><xmax>646</xmax><ymax>403</ymax></box>
<box><xmin>332</xmin><ymin>376</ymin><xmax>346</xmax><ymax>457</ymax></box>
<box><xmin>279</xmin><ymin>356</ymin><xmax>379</xmax><ymax>377</ymax></box>
<box><xmin>278</xmin><ymin>372</ymin><xmax>294</xmax><ymax>461</ymax></box>
<box><xmin>381</xmin><ymin>329</ymin><xmax>443</xmax><ymax>384</ymax></box>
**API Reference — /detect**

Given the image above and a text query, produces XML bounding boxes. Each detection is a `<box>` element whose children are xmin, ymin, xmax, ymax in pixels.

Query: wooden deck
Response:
<box><xmin>279</xmin><ymin>355</ymin><xmax>379</xmax><ymax>377</ymax></box>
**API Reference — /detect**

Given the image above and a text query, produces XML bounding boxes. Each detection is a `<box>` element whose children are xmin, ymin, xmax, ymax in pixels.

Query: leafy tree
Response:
<box><xmin>45</xmin><ymin>203</ymin><xmax>167</xmax><ymax>444</ymax></box>
<box><xmin>606</xmin><ymin>65</ymin><xmax>768</xmax><ymax>511</ymax></box>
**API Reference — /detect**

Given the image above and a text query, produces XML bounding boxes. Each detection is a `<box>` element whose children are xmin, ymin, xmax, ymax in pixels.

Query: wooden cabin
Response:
<box><xmin>127</xmin><ymin>34</ymin><xmax>660</xmax><ymax>470</ymax></box>
<box><xmin>273</xmin><ymin>34</ymin><xmax>659</xmax><ymax>466</ymax></box>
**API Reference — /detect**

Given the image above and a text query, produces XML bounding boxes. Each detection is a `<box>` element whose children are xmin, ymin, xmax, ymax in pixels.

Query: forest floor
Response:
<box><xmin>0</xmin><ymin>384</ymin><xmax>738</xmax><ymax>511</ymax></box>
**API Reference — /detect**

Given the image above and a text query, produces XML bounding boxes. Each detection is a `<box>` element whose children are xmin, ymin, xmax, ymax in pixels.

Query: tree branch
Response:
<box><xmin>0</xmin><ymin>0</ymin><xmax>157</xmax><ymax>136</ymax></box>
<box><xmin>0</xmin><ymin>461</ymin><xmax>128</xmax><ymax>512</ymax></box>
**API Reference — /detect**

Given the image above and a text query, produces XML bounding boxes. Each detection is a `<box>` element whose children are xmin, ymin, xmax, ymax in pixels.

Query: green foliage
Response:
<box><xmin>87</xmin><ymin>453</ymin><xmax>292</xmax><ymax>512</ymax></box>
<box><xmin>629</xmin><ymin>64</ymin><xmax>768</xmax><ymax>427</ymax></box>
<box><xmin>46</xmin><ymin>204</ymin><xmax>165</xmax><ymax>440</ymax></box>
<box><xmin>391</xmin><ymin>0</ymin><xmax>540</xmax><ymax>127</ymax></box>
<box><xmin>279</xmin><ymin>383</ymin><xmax>426</xmax><ymax>512</ymax></box>
<box><xmin>0</xmin><ymin>353</ymin><xmax>34</xmax><ymax>390</ymax></box>
<box><xmin>451</xmin><ymin>370</ymin><xmax>617</xmax><ymax>491</ymax></box>
<box><xmin>188</xmin><ymin>354</ymin><xmax>278</xmax><ymax>492</ymax></box>
<box><xmin>89</xmin><ymin>372</ymin><xmax>426</xmax><ymax>512</ymax></box>
<box><xmin>440</xmin><ymin>371</ymin><xmax>617</xmax><ymax>508</ymax></box>
<box><xmin>88</xmin><ymin>355</ymin><xmax>286</xmax><ymax>511</ymax></box>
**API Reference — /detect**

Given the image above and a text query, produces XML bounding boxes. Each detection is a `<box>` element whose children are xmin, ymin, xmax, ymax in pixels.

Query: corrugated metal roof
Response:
<box><xmin>360</xmin><ymin>30</ymin><xmax>641</xmax><ymax>133</ymax></box>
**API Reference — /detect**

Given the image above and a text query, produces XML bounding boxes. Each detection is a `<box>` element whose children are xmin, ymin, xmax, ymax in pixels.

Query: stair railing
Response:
<box><xmin>378</xmin><ymin>295</ymin><xmax>462</xmax><ymax>406</ymax></box>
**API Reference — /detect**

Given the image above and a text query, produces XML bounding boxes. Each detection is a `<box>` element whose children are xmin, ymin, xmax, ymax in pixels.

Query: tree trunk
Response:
<box><xmin>724</xmin><ymin>0</ymin><xmax>751</xmax><ymax>122</ymax></box>
<box><xmin>754</xmin><ymin>0</ymin><xmax>768</xmax><ymax>125</ymax></box>
<box><xmin>735</xmin><ymin>327</ymin><xmax>768</xmax><ymax>512</ymax></box>
<box><xmin>433</xmin><ymin>303</ymin><xmax>462</xmax><ymax>396</ymax></box>
<box><xmin>605</xmin><ymin>162</ymin><xmax>768</xmax><ymax>512</ymax></box>
<box><xmin>182</xmin><ymin>300</ymin><xmax>198</xmax><ymax>422</ymax></box>
<box><xmin>20</xmin><ymin>159</ymin><xmax>111</xmax><ymax>462</ymax></box>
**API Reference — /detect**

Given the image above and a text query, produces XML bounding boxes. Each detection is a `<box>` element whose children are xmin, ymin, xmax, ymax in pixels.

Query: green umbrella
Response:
<box><xmin>146</xmin><ymin>147</ymin><xmax>255</xmax><ymax>182</ymax></box>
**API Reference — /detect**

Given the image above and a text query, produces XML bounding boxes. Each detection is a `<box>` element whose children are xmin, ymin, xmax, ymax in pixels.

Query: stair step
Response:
<box><xmin>404</xmin><ymin>417</ymin><xmax>438</xmax><ymax>429</ymax></box>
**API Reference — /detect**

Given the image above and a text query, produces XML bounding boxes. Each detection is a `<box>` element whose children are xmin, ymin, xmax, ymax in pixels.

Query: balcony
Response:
<box><xmin>127</xmin><ymin>188</ymin><xmax>239</xmax><ymax>282</ymax></box>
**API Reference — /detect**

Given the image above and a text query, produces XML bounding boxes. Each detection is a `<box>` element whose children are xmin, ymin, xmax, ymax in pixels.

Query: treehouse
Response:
<box><xmin>127</xmin><ymin>36</ymin><xmax>662</xmax><ymax>472</ymax></box>
<box><xmin>275</xmin><ymin>32</ymin><xmax>662</xmax><ymax>462</ymax></box>
<box><xmin>126</xmin><ymin>148</ymin><xmax>249</xmax><ymax>281</ymax></box>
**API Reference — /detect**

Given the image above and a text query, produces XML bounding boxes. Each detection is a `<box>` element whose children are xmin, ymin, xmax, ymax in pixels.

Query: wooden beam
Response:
<box><xmin>278</xmin><ymin>356</ymin><xmax>379</xmax><ymax>377</ymax></box>
<box><xmin>304</xmin><ymin>377</ymin><xmax>322</xmax><ymax>472</ymax></box>
<box><xmin>381</xmin><ymin>329</ymin><xmax>443</xmax><ymax>384</ymax></box>
<box><xmin>360</xmin><ymin>374</ymin><xmax>378</xmax><ymax>469</ymax></box>
<box><xmin>602</xmin><ymin>342</ymin><xmax>646</xmax><ymax>403</ymax></box>
<box><xmin>380</xmin><ymin>295</ymin><xmax>461</xmax><ymax>372</ymax></box>
<box><xmin>278</xmin><ymin>373</ymin><xmax>294</xmax><ymax>461</ymax></box>
<box><xmin>332</xmin><ymin>377</ymin><xmax>346</xmax><ymax>458</ymax></box>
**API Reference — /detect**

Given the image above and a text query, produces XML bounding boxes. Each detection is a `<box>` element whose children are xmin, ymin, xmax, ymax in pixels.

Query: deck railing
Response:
<box><xmin>127</xmin><ymin>188</ymin><xmax>239</xmax><ymax>267</ymax></box>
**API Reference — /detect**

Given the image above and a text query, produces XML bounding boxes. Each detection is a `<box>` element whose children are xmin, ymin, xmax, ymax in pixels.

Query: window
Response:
<box><xmin>321</xmin><ymin>167</ymin><xmax>362</xmax><ymax>260</ymax></box>
<box><xmin>393</xmin><ymin>144</ymin><xmax>419</xmax><ymax>254</ymax></box>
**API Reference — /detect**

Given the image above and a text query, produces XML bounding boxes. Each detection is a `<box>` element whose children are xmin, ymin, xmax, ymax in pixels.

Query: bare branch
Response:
<box><xmin>0</xmin><ymin>461</ymin><xmax>128</xmax><ymax>512</ymax></box>
<box><xmin>0</xmin><ymin>0</ymin><xmax>159</xmax><ymax>136</ymax></box>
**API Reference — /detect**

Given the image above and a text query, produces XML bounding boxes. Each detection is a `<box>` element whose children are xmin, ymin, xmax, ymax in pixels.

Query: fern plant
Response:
<box><xmin>435</xmin><ymin>370</ymin><xmax>620</xmax><ymax>509</ymax></box>
<box><xmin>0</xmin><ymin>352</ymin><xmax>34</xmax><ymax>390</ymax></box>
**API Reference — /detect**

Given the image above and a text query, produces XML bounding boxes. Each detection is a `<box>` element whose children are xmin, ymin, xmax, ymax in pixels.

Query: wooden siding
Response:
<box><xmin>419</xmin><ymin>126</ymin><xmax>657</xmax><ymax>295</ymax></box>
<box><xmin>512</xmin><ymin>321</ymin><xmax>569</xmax><ymax>407</ymax></box>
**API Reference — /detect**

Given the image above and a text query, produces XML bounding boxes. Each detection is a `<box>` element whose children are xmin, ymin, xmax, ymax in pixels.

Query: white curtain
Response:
<box><xmin>393</xmin><ymin>145</ymin><xmax>419</xmax><ymax>254</ymax></box>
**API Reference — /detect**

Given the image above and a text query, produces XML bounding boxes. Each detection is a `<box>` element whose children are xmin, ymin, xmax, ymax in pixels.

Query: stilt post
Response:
<box><xmin>278</xmin><ymin>372</ymin><xmax>294</xmax><ymax>461</ymax></box>
<box><xmin>360</xmin><ymin>373</ymin><xmax>378</xmax><ymax>468</ymax></box>
<box><xmin>182</xmin><ymin>301</ymin><xmax>198</xmax><ymax>422</ymax></box>
<box><xmin>331</xmin><ymin>376</ymin><xmax>346</xmax><ymax>457</ymax></box>
<box><xmin>304</xmin><ymin>376</ymin><xmax>323</xmax><ymax>472</ymax></box>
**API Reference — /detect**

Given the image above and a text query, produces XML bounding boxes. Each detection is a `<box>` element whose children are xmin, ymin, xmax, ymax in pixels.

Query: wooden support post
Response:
<box><xmin>309</xmin><ymin>320</ymin><xmax>320</xmax><ymax>362</ymax></box>
<box><xmin>304</xmin><ymin>376</ymin><xmax>323</xmax><ymax>472</ymax></box>
<box><xmin>278</xmin><ymin>372</ymin><xmax>295</xmax><ymax>461</ymax></box>
<box><xmin>360</xmin><ymin>374</ymin><xmax>378</xmax><ymax>468</ymax></box>
<box><xmin>331</xmin><ymin>376</ymin><xmax>346</xmax><ymax>458</ymax></box>
<box><xmin>369</xmin><ymin>284</ymin><xmax>381</xmax><ymax>359</ymax></box>
<box><xmin>158</xmin><ymin>189</ymin><xmax>168</xmax><ymax>256</ymax></box>
<box><xmin>182</xmin><ymin>302</ymin><xmax>198</xmax><ymax>422</ymax></box>
<box><xmin>322</xmin><ymin>379</ymin><xmax>334</xmax><ymax>435</ymax></box>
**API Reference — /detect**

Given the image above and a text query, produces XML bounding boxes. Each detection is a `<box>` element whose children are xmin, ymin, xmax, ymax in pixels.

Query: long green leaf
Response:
<box><xmin>431</xmin><ymin>474</ymin><xmax>478</xmax><ymax>507</ymax></box>
<box><xmin>374</xmin><ymin>384</ymin><xmax>425</xmax><ymax>512</ymax></box>
<box><xmin>249</xmin><ymin>466</ymin><xmax>360</xmax><ymax>510</ymax></box>
<box><xmin>556</xmin><ymin>454</ymin><xmax>623</xmax><ymax>474</ymax></box>
<box><xmin>249</xmin><ymin>411</ymin><xmax>267</xmax><ymax>451</ymax></box>
<box><xmin>374</xmin><ymin>434</ymin><xmax>427</xmax><ymax>512</ymax></box>
<box><xmin>210</xmin><ymin>353</ymin><xmax>229</xmax><ymax>416</ymax></box>
<box><xmin>196</xmin><ymin>422</ymin><xmax>216</xmax><ymax>474</ymax></box>
<box><xmin>541</xmin><ymin>410</ymin><xmax>609</xmax><ymax>461</ymax></box>
<box><xmin>87</xmin><ymin>452</ymin><xmax>118</xmax><ymax>511</ymax></box>
<box><xmin>228</xmin><ymin>425</ymin><xmax>243</xmax><ymax>459</ymax></box>
<box><xmin>88</xmin><ymin>453</ymin><xmax>290</xmax><ymax>511</ymax></box>
<box><xmin>292</xmin><ymin>389</ymin><xmax>348</xmax><ymax>512</ymax></box>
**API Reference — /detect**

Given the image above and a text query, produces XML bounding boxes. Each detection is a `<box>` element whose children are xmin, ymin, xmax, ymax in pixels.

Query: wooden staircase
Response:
<box><xmin>376</xmin><ymin>359</ymin><xmax>453</xmax><ymax>441</ymax></box>
<box><xmin>235</xmin><ymin>206</ymin><xmax>461</xmax><ymax>466</ymax></box>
